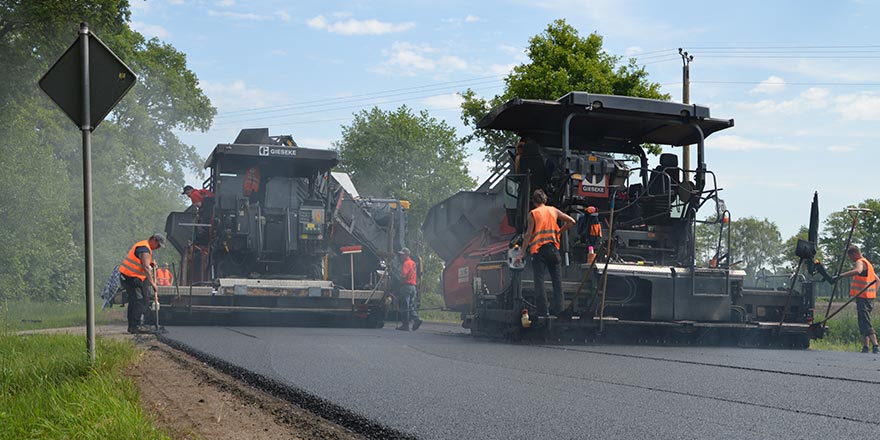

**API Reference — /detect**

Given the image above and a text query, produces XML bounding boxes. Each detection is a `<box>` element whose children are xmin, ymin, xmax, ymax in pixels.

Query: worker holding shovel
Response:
<box><xmin>119</xmin><ymin>233</ymin><xmax>165</xmax><ymax>334</ymax></box>
<box><xmin>834</xmin><ymin>245</ymin><xmax>879</xmax><ymax>354</ymax></box>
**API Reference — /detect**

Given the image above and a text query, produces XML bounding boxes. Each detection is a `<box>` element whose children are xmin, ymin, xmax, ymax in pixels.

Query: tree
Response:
<box><xmin>819</xmin><ymin>199</ymin><xmax>880</xmax><ymax>275</ymax></box>
<box><xmin>728</xmin><ymin>217</ymin><xmax>784</xmax><ymax>282</ymax></box>
<box><xmin>0</xmin><ymin>0</ymin><xmax>214</xmax><ymax>301</ymax></box>
<box><xmin>335</xmin><ymin>106</ymin><xmax>475</xmax><ymax>295</ymax></box>
<box><xmin>460</xmin><ymin>19</ymin><xmax>669</xmax><ymax>167</ymax></box>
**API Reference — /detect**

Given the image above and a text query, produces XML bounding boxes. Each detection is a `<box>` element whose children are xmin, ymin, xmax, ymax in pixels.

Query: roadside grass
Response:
<box><xmin>810</xmin><ymin>300</ymin><xmax>878</xmax><ymax>352</ymax></box>
<box><xmin>0</xmin><ymin>333</ymin><xmax>168</xmax><ymax>439</ymax></box>
<box><xmin>0</xmin><ymin>298</ymin><xmax>126</xmax><ymax>332</ymax></box>
<box><xmin>418</xmin><ymin>292</ymin><xmax>461</xmax><ymax>323</ymax></box>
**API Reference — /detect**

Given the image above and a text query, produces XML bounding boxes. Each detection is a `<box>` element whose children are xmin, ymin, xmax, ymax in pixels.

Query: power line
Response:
<box><xmin>214</xmin><ymin>75</ymin><xmax>506</xmax><ymax>118</ymax></box>
<box><xmin>698</xmin><ymin>55</ymin><xmax>880</xmax><ymax>59</ymax></box>
<box><xmin>684</xmin><ymin>45</ymin><xmax>880</xmax><ymax>50</ymax></box>
<box><xmin>211</xmin><ymin>84</ymin><xmax>505</xmax><ymax>129</ymax></box>
<box><xmin>692</xmin><ymin>80</ymin><xmax>880</xmax><ymax>86</ymax></box>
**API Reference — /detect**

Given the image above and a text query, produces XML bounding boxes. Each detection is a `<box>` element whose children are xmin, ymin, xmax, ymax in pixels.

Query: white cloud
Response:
<box><xmin>442</xmin><ymin>14</ymin><xmax>481</xmax><ymax>24</ymax></box>
<box><xmin>749</xmin><ymin>76</ymin><xmax>786</xmax><ymax>95</ymax></box>
<box><xmin>207</xmin><ymin>10</ymin><xmax>275</xmax><ymax>21</ymax></box>
<box><xmin>710</xmin><ymin>135</ymin><xmax>800</xmax><ymax>152</ymax></box>
<box><xmin>277</xmin><ymin>10</ymin><xmax>291</xmax><ymax>21</ymax></box>
<box><xmin>374</xmin><ymin>42</ymin><xmax>469</xmax><ymax>76</ymax></box>
<box><xmin>200</xmin><ymin>80</ymin><xmax>287</xmax><ymax>112</ymax></box>
<box><xmin>130</xmin><ymin>21</ymin><xmax>170</xmax><ymax>39</ymax></box>
<box><xmin>216</xmin><ymin>0</ymin><xmax>235</xmax><ymax>6</ymax></box>
<box><xmin>833</xmin><ymin>92</ymin><xmax>880</xmax><ymax>121</ymax></box>
<box><xmin>307</xmin><ymin>15</ymin><xmax>414</xmax><ymax>35</ymax></box>
<box><xmin>625</xmin><ymin>46</ymin><xmax>642</xmax><ymax>56</ymax></box>
<box><xmin>828</xmin><ymin>145</ymin><xmax>854</xmax><ymax>153</ymax></box>
<box><xmin>421</xmin><ymin>93</ymin><xmax>464</xmax><ymax>109</ymax></box>
<box><xmin>737</xmin><ymin>87</ymin><xmax>830</xmax><ymax>116</ymax></box>
<box><xmin>487</xmin><ymin>63</ymin><xmax>516</xmax><ymax>76</ymax></box>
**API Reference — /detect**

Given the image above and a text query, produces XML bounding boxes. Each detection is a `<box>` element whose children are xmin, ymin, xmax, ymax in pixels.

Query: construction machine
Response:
<box><xmin>155</xmin><ymin>128</ymin><xmax>407</xmax><ymax>327</ymax></box>
<box><xmin>423</xmin><ymin>92</ymin><xmax>821</xmax><ymax>347</ymax></box>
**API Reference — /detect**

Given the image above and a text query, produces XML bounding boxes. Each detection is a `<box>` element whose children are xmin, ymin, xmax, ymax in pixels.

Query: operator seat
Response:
<box><xmin>517</xmin><ymin>140</ymin><xmax>548</xmax><ymax>191</ymax></box>
<box><xmin>648</xmin><ymin>153</ymin><xmax>680</xmax><ymax>195</ymax></box>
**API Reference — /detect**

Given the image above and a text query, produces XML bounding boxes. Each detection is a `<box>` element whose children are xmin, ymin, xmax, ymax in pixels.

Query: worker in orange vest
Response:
<box><xmin>523</xmin><ymin>189</ymin><xmax>576</xmax><ymax>317</ymax></box>
<box><xmin>836</xmin><ymin>245</ymin><xmax>879</xmax><ymax>353</ymax></box>
<box><xmin>119</xmin><ymin>233</ymin><xmax>165</xmax><ymax>334</ymax></box>
<box><xmin>156</xmin><ymin>263</ymin><xmax>173</xmax><ymax>287</ymax></box>
<box><xmin>395</xmin><ymin>248</ymin><xmax>422</xmax><ymax>331</ymax></box>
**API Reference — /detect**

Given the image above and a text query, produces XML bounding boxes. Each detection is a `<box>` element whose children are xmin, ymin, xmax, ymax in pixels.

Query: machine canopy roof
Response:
<box><xmin>205</xmin><ymin>143</ymin><xmax>338</xmax><ymax>177</ymax></box>
<box><xmin>477</xmin><ymin>92</ymin><xmax>734</xmax><ymax>154</ymax></box>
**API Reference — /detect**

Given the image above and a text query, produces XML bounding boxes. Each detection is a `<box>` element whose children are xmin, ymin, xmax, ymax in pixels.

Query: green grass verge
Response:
<box><xmin>418</xmin><ymin>292</ymin><xmax>461</xmax><ymax>323</ymax></box>
<box><xmin>0</xmin><ymin>333</ymin><xmax>168</xmax><ymax>439</ymax></box>
<box><xmin>811</xmin><ymin>300</ymin><xmax>878</xmax><ymax>352</ymax></box>
<box><xmin>0</xmin><ymin>299</ymin><xmax>126</xmax><ymax>332</ymax></box>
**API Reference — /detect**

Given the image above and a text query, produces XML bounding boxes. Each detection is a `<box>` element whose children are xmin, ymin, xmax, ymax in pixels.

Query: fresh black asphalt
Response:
<box><xmin>162</xmin><ymin>323</ymin><xmax>880</xmax><ymax>439</ymax></box>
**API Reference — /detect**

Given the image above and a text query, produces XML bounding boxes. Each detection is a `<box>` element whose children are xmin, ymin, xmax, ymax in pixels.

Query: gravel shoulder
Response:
<box><xmin>19</xmin><ymin>325</ymin><xmax>365</xmax><ymax>440</ymax></box>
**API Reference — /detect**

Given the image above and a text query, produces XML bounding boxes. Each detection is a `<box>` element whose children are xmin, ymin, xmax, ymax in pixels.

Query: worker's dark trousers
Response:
<box><xmin>399</xmin><ymin>284</ymin><xmax>420</xmax><ymax>326</ymax></box>
<box><xmin>531</xmin><ymin>244</ymin><xmax>563</xmax><ymax>316</ymax></box>
<box><xmin>121</xmin><ymin>275</ymin><xmax>147</xmax><ymax>330</ymax></box>
<box><xmin>856</xmin><ymin>297</ymin><xmax>875</xmax><ymax>336</ymax></box>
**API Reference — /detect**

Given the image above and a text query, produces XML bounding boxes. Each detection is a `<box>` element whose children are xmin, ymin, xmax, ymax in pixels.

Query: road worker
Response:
<box><xmin>835</xmin><ymin>245</ymin><xmax>879</xmax><ymax>353</ymax></box>
<box><xmin>396</xmin><ymin>248</ymin><xmax>422</xmax><ymax>331</ymax></box>
<box><xmin>119</xmin><ymin>233</ymin><xmax>165</xmax><ymax>334</ymax></box>
<box><xmin>523</xmin><ymin>189</ymin><xmax>576</xmax><ymax>317</ymax></box>
<box><xmin>156</xmin><ymin>262</ymin><xmax>173</xmax><ymax>287</ymax></box>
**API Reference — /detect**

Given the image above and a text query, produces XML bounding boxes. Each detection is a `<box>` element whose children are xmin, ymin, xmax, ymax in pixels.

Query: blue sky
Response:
<box><xmin>129</xmin><ymin>0</ymin><xmax>880</xmax><ymax>238</ymax></box>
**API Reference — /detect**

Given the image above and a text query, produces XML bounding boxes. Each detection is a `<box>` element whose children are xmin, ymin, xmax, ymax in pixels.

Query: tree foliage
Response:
<box><xmin>0</xmin><ymin>0</ymin><xmax>214</xmax><ymax>301</ymax></box>
<box><xmin>460</xmin><ymin>19</ymin><xmax>669</xmax><ymax>167</ymax></box>
<box><xmin>819</xmin><ymin>199</ymin><xmax>880</xmax><ymax>275</ymax></box>
<box><xmin>335</xmin><ymin>106</ymin><xmax>475</xmax><ymax>295</ymax></box>
<box><xmin>728</xmin><ymin>217</ymin><xmax>784</xmax><ymax>282</ymax></box>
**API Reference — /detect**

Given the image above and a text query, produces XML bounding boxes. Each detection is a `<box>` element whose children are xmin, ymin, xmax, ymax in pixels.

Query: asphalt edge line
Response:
<box><xmin>157</xmin><ymin>334</ymin><xmax>418</xmax><ymax>440</ymax></box>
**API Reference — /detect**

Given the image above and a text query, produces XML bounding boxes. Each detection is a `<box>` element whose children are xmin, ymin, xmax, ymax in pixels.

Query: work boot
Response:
<box><xmin>873</xmin><ymin>345</ymin><xmax>879</xmax><ymax>354</ymax></box>
<box><xmin>861</xmin><ymin>345</ymin><xmax>870</xmax><ymax>353</ymax></box>
<box><xmin>411</xmin><ymin>319</ymin><xmax>423</xmax><ymax>331</ymax></box>
<box><xmin>396</xmin><ymin>325</ymin><xmax>410</xmax><ymax>331</ymax></box>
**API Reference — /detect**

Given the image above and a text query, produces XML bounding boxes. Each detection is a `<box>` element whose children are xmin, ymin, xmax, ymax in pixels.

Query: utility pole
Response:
<box><xmin>679</xmin><ymin>48</ymin><xmax>694</xmax><ymax>181</ymax></box>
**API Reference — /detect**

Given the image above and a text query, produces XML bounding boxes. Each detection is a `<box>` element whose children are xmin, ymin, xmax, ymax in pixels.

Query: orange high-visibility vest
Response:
<box><xmin>243</xmin><ymin>166</ymin><xmax>260</xmax><ymax>196</ymax></box>
<box><xmin>402</xmin><ymin>257</ymin><xmax>417</xmax><ymax>286</ymax></box>
<box><xmin>850</xmin><ymin>257</ymin><xmax>877</xmax><ymax>299</ymax></box>
<box><xmin>589</xmin><ymin>213</ymin><xmax>602</xmax><ymax>238</ymax></box>
<box><xmin>156</xmin><ymin>268</ymin><xmax>173</xmax><ymax>286</ymax></box>
<box><xmin>529</xmin><ymin>205</ymin><xmax>560</xmax><ymax>254</ymax></box>
<box><xmin>119</xmin><ymin>240</ymin><xmax>152</xmax><ymax>280</ymax></box>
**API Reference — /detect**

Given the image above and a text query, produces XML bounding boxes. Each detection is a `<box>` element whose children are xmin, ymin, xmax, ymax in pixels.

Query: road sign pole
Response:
<box><xmin>80</xmin><ymin>22</ymin><xmax>96</xmax><ymax>363</ymax></box>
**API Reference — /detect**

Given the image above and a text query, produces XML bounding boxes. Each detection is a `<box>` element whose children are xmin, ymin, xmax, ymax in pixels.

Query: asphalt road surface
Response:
<box><xmin>164</xmin><ymin>323</ymin><xmax>880</xmax><ymax>439</ymax></box>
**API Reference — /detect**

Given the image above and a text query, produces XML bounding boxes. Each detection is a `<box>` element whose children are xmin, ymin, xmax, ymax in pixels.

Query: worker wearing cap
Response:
<box><xmin>119</xmin><ymin>233</ymin><xmax>165</xmax><ymax>334</ymax></box>
<box><xmin>396</xmin><ymin>248</ymin><xmax>422</xmax><ymax>331</ymax></box>
<box><xmin>156</xmin><ymin>262</ymin><xmax>173</xmax><ymax>287</ymax></box>
<box><xmin>524</xmin><ymin>189</ymin><xmax>576</xmax><ymax>317</ymax></box>
<box><xmin>835</xmin><ymin>245</ymin><xmax>879</xmax><ymax>353</ymax></box>
<box><xmin>183</xmin><ymin>185</ymin><xmax>215</xmax><ymax>241</ymax></box>
<box><xmin>182</xmin><ymin>185</ymin><xmax>215</xmax><ymax>208</ymax></box>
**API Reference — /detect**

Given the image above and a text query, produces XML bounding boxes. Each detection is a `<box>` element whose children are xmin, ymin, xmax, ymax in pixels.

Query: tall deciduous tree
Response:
<box><xmin>335</xmin><ymin>106</ymin><xmax>475</xmax><ymax>295</ymax></box>
<box><xmin>729</xmin><ymin>216</ymin><xmax>784</xmax><ymax>283</ymax></box>
<box><xmin>0</xmin><ymin>0</ymin><xmax>214</xmax><ymax>301</ymax></box>
<box><xmin>819</xmin><ymin>199</ymin><xmax>880</xmax><ymax>275</ymax></box>
<box><xmin>460</xmin><ymin>19</ymin><xmax>669</xmax><ymax>167</ymax></box>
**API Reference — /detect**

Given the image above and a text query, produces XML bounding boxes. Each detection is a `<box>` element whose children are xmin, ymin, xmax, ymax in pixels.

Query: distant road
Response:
<box><xmin>163</xmin><ymin>323</ymin><xmax>880</xmax><ymax>440</ymax></box>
